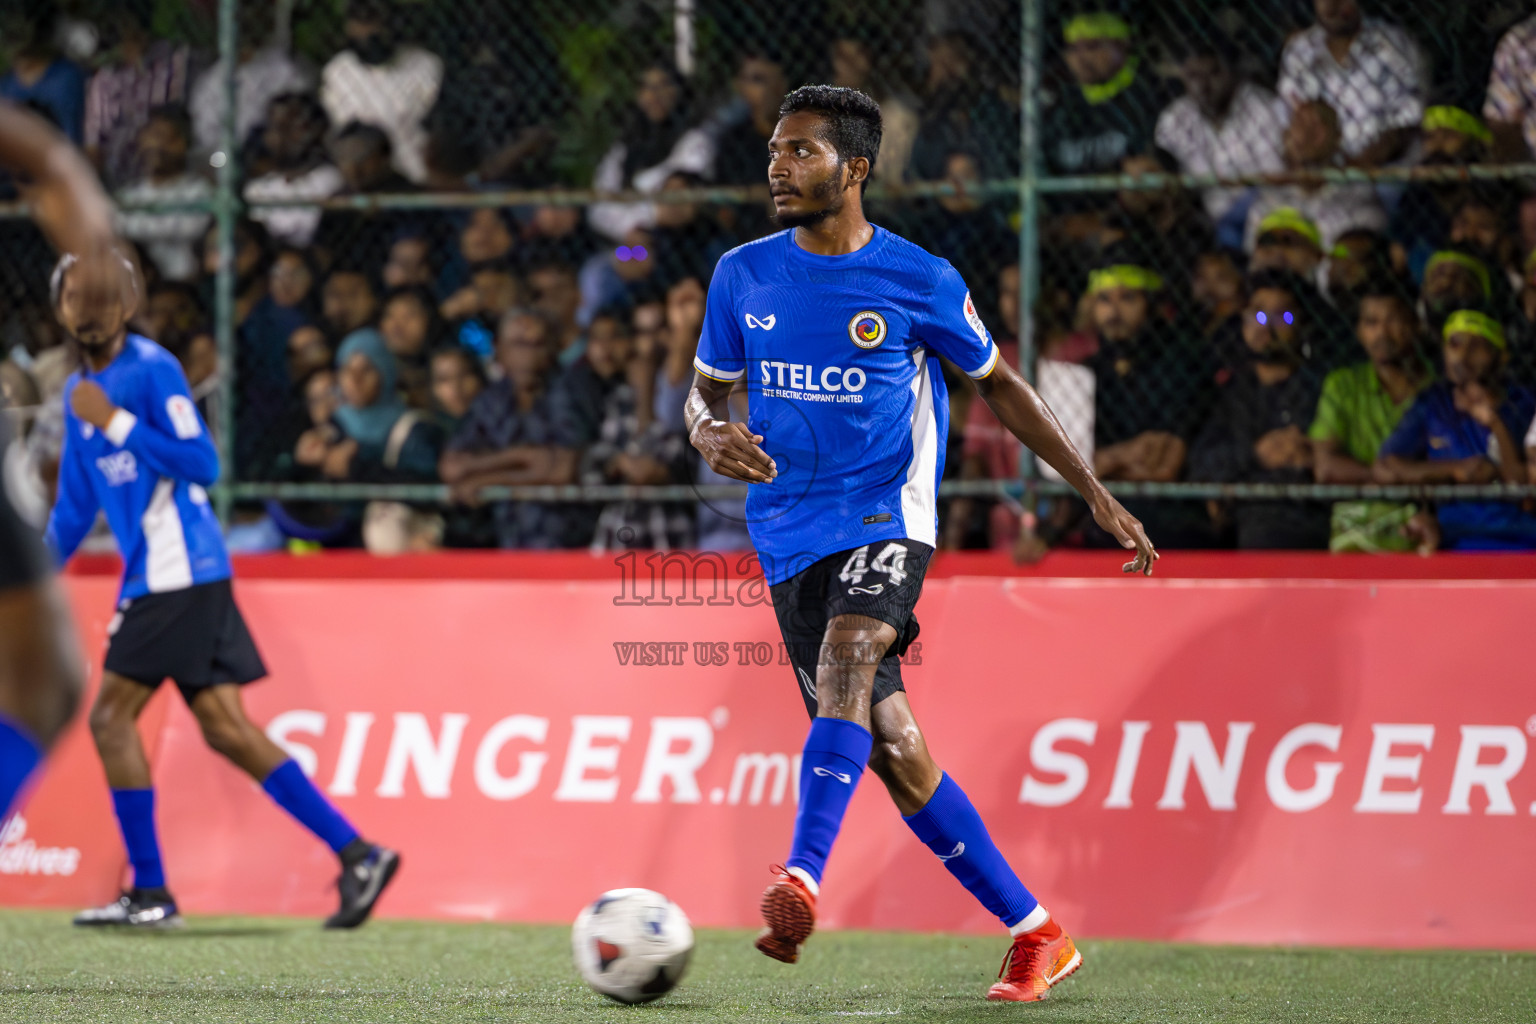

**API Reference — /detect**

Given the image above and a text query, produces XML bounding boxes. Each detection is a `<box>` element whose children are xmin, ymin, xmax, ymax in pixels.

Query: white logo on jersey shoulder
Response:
<box><xmin>80</xmin><ymin>422</ymin><xmax>95</xmax><ymax>440</ymax></box>
<box><xmin>745</xmin><ymin>313</ymin><xmax>777</xmax><ymax>330</ymax></box>
<box><xmin>962</xmin><ymin>291</ymin><xmax>988</xmax><ymax>343</ymax></box>
<box><xmin>189</xmin><ymin>484</ymin><xmax>209</xmax><ymax>506</ymax></box>
<box><xmin>165</xmin><ymin>395</ymin><xmax>202</xmax><ymax>439</ymax></box>
<box><xmin>813</xmin><ymin>766</ymin><xmax>852</xmax><ymax>784</ymax></box>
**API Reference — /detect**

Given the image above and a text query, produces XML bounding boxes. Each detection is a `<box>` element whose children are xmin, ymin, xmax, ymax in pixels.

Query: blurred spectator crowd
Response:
<box><xmin>3</xmin><ymin>0</ymin><xmax>1536</xmax><ymax>556</ymax></box>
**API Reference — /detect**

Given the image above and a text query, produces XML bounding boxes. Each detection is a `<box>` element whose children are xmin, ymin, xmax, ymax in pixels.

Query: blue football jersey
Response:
<box><xmin>46</xmin><ymin>334</ymin><xmax>231</xmax><ymax>600</ymax></box>
<box><xmin>693</xmin><ymin>226</ymin><xmax>1001</xmax><ymax>584</ymax></box>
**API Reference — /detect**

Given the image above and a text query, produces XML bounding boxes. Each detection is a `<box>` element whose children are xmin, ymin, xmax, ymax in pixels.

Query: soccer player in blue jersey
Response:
<box><xmin>686</xmin><ymin>86</ymin><xmax>1157</xmax><ymax>1002</ymax></box>
<box><xmin>46</xmin><ymin>253</ymin><xmax>399</xmax><ymax>929</ymax></box>
<box><xmin>0</xmin><ymin>101</ymin><xmax>123</xmax><ymax>833</ymax></box>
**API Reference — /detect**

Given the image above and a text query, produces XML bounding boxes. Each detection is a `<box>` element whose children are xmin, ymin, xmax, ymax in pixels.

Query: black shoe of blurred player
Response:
<box><xmin>324</xmin><ymin>840</ymin><xmax>400</xmax><ymax>929</ymax></box>
<box><xmin>73</xmin><ymin>887</ymin><xmax>183</xmax><ymax>928</ymax></box>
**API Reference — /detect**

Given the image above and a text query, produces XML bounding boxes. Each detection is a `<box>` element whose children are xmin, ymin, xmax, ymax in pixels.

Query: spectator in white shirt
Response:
<box><xmin>189</xmin><ymin>5</ymin><xmax>312</xmax><ymax>161</ymax></box>
<box><xmin>1484</xmin><ymin>13</ymin><xmax>1536</xmax><ymax>162</ymax></box>
<box><xmin>588</xmin><ymin>63</ymin><xmax>713</xmax><ymax>244</ymax></box>
<box><xmin>115</xmin><ymin>104</ymin><xmax>211</xmax><ymax>282</ymax></box>
<box><xmin>1155</xmin><ymin>33</ymin><xmax>1288</xmax><ymax>246</ymax></box>
<box><xmin>319</xmin><ymin>0</ymin><xmax>444</xmax><ymax>185</ymax></box>
<box><xmin>243</xmin><ymin>92</ymin><xmax>344</xmax><ymax>248</ymax></box>
<box><xmin>1277</xmin><ymin>0</ymin><xmax>1426</xmax><ymax>167</ymax></box>
<box><xmin>1245</xmin><ymin>100</ymin><xmax>1386</xmax><ymax>258</ymax></box>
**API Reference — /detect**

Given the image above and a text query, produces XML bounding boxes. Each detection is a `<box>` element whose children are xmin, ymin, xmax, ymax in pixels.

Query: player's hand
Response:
<box><xmin>1090</xmin><ymin>492</ymin><xmax>1158</xmax><ymax>576</ymax></box>
<box><xmin>690</xmin><ymin>418</ymin><xmax>777</xmax><ymax>483</ymax></box>
<box><xmin>70</xmin><ymin>380</ymin><xmax>117</xmax><ymax>429</ymax></box>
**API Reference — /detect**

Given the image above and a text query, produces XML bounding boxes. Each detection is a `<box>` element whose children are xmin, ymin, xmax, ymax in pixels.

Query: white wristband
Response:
<box><xmin>103</xmin><ymin>409</ymin><xmax>137</xmax><ymax>447</ymax></box>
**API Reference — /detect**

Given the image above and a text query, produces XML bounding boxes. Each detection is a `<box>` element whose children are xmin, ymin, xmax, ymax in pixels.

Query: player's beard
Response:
<box><xmin>69</xmin><ymin>326</ymin><xmax>125</xmax><ymax>364</ymax></box>
<box><xmin>772</xmin><ymin>172</ymin><xmax>845</xmax><ymax>229</ymax></box>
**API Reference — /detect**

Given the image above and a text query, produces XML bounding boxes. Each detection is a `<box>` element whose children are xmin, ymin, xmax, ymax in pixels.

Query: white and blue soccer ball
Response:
<box><xmin>571</xmin><ymin>888</ymin><xmax>694</xmax><ymax>1004</ymax></box>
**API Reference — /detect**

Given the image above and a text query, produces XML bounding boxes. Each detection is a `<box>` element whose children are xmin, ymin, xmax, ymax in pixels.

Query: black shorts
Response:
<box><xmin>104</xmin><ymin>579</ymin><xmax>267</xmax><ymax>703</ymax></box>
<box><xmin>769</xmin><ymin>539</ymin><xmax>932</xmax><ymax>719</ymax></box>
<box><xmin>0</xmin><ymin>418</ymin><xmax>48</xmax><ymax>591</ymax></box>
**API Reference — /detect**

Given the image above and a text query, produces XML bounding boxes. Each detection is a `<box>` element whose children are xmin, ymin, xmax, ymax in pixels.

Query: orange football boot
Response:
<box><xmin>754</xmin><ymin>865</ymin><xmax>817</xmax><ymax>963</ymax></box>
<box><xmin>986</xmin><ymin>917</ymin><xmax>1082</xmax><ymax>1002</ymax></box>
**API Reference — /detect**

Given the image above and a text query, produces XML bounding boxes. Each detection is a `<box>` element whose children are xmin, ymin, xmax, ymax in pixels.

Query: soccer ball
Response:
<box><xmin>571</xmin><ymin>888</ymin><xmax>694</xmax><ymax>1004</ymax></box>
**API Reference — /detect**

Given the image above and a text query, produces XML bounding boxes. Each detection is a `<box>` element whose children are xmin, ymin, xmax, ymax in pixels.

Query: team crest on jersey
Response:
<box><xmin>962</xmin><ymin>291</ymin><xmax>988</xmax><ymax>342</ymax></box>
<box><xmin>847</xmin><ymin>310</ymin><xmax>887</xmax><ymax>349</ymax></box>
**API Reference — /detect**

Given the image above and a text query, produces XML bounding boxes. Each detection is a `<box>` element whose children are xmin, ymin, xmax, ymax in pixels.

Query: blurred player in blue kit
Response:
<box><xmin>686</xmin><ymin>85</ymin><xmax>1157</xmax><ymax>1001</ymax></box>
<box><xmin>45</xmin><ymin>247</ymin><xmax>399</xmax><ymax>929</ymax></box>
<box><xmin>0</xmin><ymin>101</ymin><xmax>120</xmax><ymax>844</ymax></box>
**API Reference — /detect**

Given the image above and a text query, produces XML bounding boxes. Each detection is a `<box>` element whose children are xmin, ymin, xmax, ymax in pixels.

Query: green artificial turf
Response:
<box><xmin>0</xmin><ymin>910</ymin><xmax>1530</xmax><ymax>1022</ymax></box>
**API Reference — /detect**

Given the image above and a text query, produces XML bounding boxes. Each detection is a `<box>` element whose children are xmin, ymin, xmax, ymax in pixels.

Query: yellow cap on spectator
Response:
<box><xmin>1064</xmin><ymin>12</ymin><xmax>1130</xmax><ymax>43</ymax></box>
<box><xmin>1087</xmin><ymin>264</ymin><xmax>1164</xmax><ymax>295</ymax></box>
<box><xmin>1422</xmin><ymin>105</ymin><xmax>1493</xmax><ymax>145</ymax></box>
<box><xmin>1442</xmin><ymin>309</ymin><xmax>1506</xmax><ymax>349</ymax></box>
<box><xmin>1257</xmin><ymin>207</ymin><xmax>1322</xmax><ymax>249</ymax></box>
<box><xmin>1425</xmin><ymin>250</ymin><xmax>1492</xmax><ymax>300</ymax></box>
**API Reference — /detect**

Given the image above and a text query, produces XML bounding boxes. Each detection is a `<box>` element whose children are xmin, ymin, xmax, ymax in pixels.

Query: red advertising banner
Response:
<box><xmin>4</xmin><ymin>555</ymin><xmax>1534</xmax><ymax>949</ymax></box>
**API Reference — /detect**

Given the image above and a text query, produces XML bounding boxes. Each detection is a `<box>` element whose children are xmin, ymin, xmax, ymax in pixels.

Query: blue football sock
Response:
<box><xmin>110</xmin><ymin>788</ymin><xmax>166</xmax><ymax>890</ymax></box>
<box><xmin>0</xmin><ymin>714</ymin><xmax>42</xmax><ymax>821</ymax></box>
<box><xmin>904</xmin><ymin>773</ymin><xmax>1039</xmax><ymax>929</ymax></box>
<box><xmin>262</xmin><ymin>759</ymin><xmax>359</xmax><ymax>854</ymax></box>
<box><xmin>786</xmin><ymin>716</ymin><xmax>873</xmax><ymax>889</ymax></box>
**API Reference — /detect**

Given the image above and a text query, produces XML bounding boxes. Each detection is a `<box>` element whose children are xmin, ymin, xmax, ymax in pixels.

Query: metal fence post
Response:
<box><xmin>212</xmin><ymin>0</ymin><xmax>239</xmax><ymax>525</ymax></box>
<box><xmin>1018</xmin><ymin>0</ymin><xmax>1042</xmax><ymax>483</ymax></box>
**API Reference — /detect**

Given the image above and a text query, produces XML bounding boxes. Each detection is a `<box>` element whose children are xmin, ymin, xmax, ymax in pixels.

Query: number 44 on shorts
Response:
<box><xmin>839</xmin><ymin>542</ymin><xmax>908</xmax><ymax>594</ymax></box>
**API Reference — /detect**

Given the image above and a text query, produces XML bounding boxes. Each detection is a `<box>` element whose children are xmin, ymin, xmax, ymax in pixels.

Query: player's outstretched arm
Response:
<box><xmin>0</xmin><ymin>102</ymin><xmax>121</xmax><ymax>303</ymax></box>
<box><xmin>686</xmin><ymin>372</ymin><xmax>777</xmax><ymax>484</ymax></box>
<box><xmin>975</xmin><ymin>360</ymin><xmax>1158</xmax><ymax>576</ymax></box>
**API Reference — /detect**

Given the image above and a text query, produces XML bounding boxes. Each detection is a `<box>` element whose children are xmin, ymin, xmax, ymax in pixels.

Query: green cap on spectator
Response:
<box><xmin>1064</xmin><ymin>12</ymin><xmax>1130</xmax><ymax>43</ymax></box>
<box><xmin>1087</xmin><ymin>264</ymin><xmax>1164</xmax><ymax>296</ymax></box>
<box><xmin>1422</xmin><ymin>105</ymin><xmax>1492</xmax><ymax>145</ymax></box>
<box><xmin>1425</xmin><ymin>250</ymin><xmax>1492</xmax><ymax>300</ymax></box>
<box><xmin>1442</xmin><ymin>309</ymin><xmax>1506</xmax><ymax>349</ymax></box>
<box><xmin>1257</xmin><ymin>207</ymin><xmax>1322</xmax><ymax>249</ymax></box>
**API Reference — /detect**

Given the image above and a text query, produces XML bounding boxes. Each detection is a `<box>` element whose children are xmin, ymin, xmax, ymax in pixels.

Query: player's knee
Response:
<box><xmin>87</xmin><ymin>691</ymin><xmax>136</xmax><ymax>749</ymax></box>
<box><xmin>197</xmin><ymin>716</ymin><xmax>251</xmax><ymax>760</ymax></box>
<box><xmin>869</xmin><ymin>735</ymin><xmax>921</xmax><ymax>782</ymax></box>
<box><xmin>26</xmin><ymin>641</ymin><xmax>83</xmax><ymax>746</ymax></box>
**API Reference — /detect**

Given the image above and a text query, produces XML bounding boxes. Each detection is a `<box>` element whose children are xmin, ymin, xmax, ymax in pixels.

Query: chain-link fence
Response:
<box><xmin>2</xmin><ymin>0</ymin><xmax>1536</xmax><ymax>555</ymax></box>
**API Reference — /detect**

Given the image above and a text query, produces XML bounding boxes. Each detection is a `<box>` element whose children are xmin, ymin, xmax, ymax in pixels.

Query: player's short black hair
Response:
<box><xmin>778</xmin><ymin>85</ymin><xmax>883</xmax><ymax>194</ymax></box>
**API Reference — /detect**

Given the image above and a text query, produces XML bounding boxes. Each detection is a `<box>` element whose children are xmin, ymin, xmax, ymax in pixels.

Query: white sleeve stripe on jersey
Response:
<box><xmin>693</xmin><ymin>355</ymin><xmax>746</xmax><ymax>382</ymax></box>
<box><xmin>966</xmin><ymin>342</ymin><xmax>1001</xmax><ymax>379</ymax></box>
